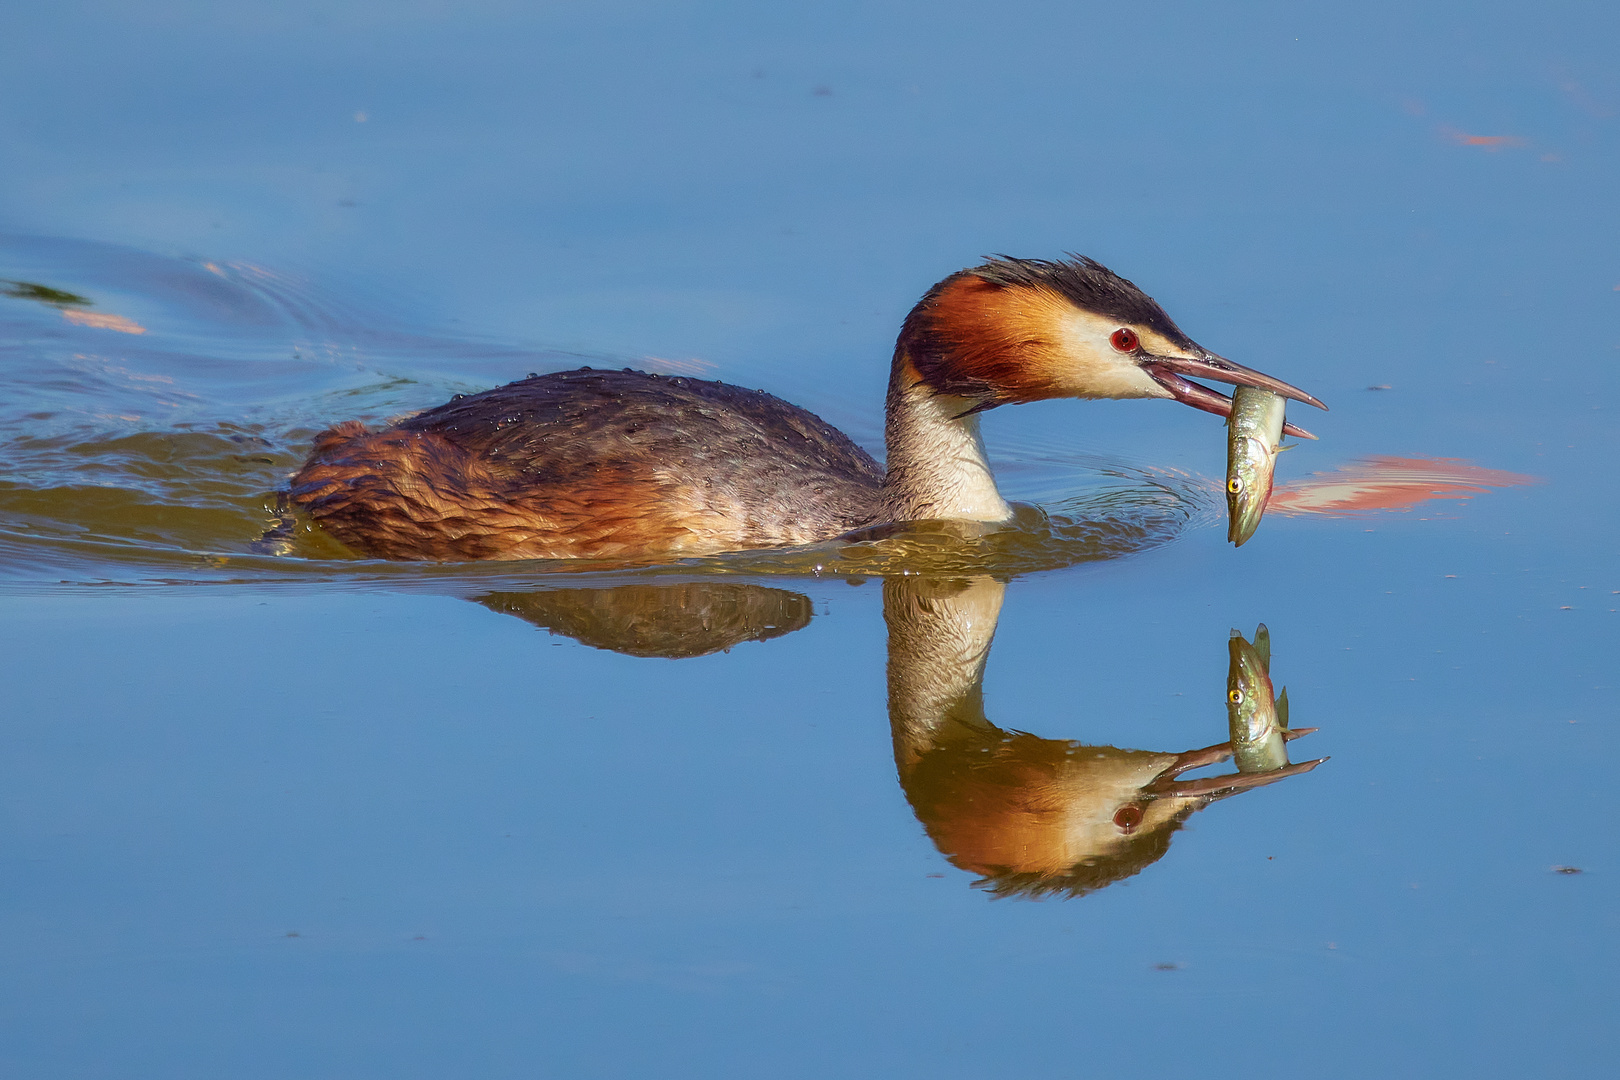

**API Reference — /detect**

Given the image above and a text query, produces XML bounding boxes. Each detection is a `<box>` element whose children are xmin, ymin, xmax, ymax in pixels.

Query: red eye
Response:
<box><xmin>1110</xmin><ymin>328</ymin><xmax>1140</xmax><ymax>352</ymax></box>
<box><xmin>1114</xmin><ymin>805</ymin><xmax>1144</xmax><ymax>831</ymax></box>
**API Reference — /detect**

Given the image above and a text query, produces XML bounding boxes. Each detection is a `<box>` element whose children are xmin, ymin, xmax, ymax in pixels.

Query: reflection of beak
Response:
<box><xmin>1144</xmin><ymin>728</ymin><xmax>1327</xmax><ymax>799</ymax></box>
<box><xmin>1155</xmin><ymin>756</ymin><xmax>1328</xmax><ymax>799</ymax></box>
<box><xmin>1143</xmin><ymin>351</ymin><xmax>1326</xmax><ymax>440</ymax></box>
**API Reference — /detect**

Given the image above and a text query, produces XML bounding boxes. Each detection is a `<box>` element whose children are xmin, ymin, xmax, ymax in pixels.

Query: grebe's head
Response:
<box><xmin>897</xmin><ymin>255</ymin><xmax>1326</xmax><ymax>423</ymax></box>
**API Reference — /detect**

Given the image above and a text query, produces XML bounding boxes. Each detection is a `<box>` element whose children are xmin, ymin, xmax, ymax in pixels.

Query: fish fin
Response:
<box><xmin>1277</xmin><ymin>442</ymin><xmax>1296</xmax><ymax>452</ymax></box>
<box><xmin>1276</xmin><ymin>686</ymin><xmax>1290</xmax><ymax>728</ymax></box>
<box><xmin>1254</xmin><ymin>624</ymin><xmax>1271</xmax><ymax>669</ymax></box>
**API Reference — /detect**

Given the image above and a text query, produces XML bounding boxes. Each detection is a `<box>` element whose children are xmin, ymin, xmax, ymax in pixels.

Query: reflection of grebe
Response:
<box><xmin>886</xmin><ymin>577</ymin><xmax>1323</xmax><ymax>899</ymax></box>
<box><xmin>289</xmin><ymin>258</ymin><xmax>1323</xmax><ymax>561</ymax></box>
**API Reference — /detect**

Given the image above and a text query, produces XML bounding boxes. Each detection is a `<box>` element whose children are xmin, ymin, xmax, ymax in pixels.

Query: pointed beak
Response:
<box><xmin>1143</xmin><ymin>350</ymin><xmax>1327</xmax><ymax>439</ymax></box>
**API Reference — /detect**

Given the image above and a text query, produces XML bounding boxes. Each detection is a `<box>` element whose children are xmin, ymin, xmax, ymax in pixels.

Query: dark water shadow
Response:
<box><xmin>477</xmin><ymin>582</ymin><xmax>813</xmax><ymax>658</ymax></box>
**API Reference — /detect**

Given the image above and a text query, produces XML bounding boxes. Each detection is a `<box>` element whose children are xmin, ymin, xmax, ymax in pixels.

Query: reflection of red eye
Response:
<box><xmin>1110</xmin><ymin>328</ymin><xmax>1139</xmax><ymax>352</ymax></box>
<box><xmin>1114</xmin><ymin>805</ymin><xmax>1143</xmax><ymax>831</ymax></box>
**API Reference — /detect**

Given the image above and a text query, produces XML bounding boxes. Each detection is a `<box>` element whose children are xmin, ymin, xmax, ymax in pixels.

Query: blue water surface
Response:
<box><xmin>1</xmin><ymin>2</ymin><xmax>1616</xmax><ymax>1077</ymax></box>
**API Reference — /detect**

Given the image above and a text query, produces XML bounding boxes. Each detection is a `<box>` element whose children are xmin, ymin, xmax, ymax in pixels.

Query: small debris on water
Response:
<box><xmin>1552</xmin><ymin>865</ymin><xmax>1583</xmax><ymax>875</ymax></box>
<box><xmin>1153</xmin><ymin>963</ymin><xmax>1180</xmax><ymax>972</ymax></box>
<box><xmin>1367</xmin><ymin>384</ymin><xmax>1392</xmax><ymax>390</ymax></box>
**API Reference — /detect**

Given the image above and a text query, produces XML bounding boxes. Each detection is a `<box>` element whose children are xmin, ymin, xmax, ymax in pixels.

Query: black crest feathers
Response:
<box><xmin>970</xmin><ymin>255</ymin><xmax>1193</xmax><ymax>349</ymax></box>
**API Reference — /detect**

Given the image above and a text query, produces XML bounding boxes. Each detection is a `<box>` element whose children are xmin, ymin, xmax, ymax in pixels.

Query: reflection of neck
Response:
<box><xmin>881</xmin><ymin>357</ymin><xmax>1013</xmax><ymax>524</ymax></box>
<box><xmin>884</xmin><ymin>575</ymin><xmax>1006</xmax><ymax>773</ymax></box>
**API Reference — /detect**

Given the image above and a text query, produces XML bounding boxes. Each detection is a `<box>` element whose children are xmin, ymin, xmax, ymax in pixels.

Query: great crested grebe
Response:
<box><xmin>289</xmin><ymin>256</ymin><xmax>1325</xmax><ymax>561</ymax></box>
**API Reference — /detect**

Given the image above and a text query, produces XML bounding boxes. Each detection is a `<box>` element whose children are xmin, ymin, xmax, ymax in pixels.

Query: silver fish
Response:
<box><xmin>1227</xmin><ymin>385</ymin><xmax>1287</xmax><ymax>546</ymax></box>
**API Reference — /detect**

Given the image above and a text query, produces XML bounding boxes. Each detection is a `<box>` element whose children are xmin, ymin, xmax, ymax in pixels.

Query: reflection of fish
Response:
<box><xmin>1226</xmin><ymin>386</ymin><xmax>1287</xmax><ymax>545</ymax></box>
<box><xmin>1144</xmin><ymin>622</ymin><xmax>1325</xmax><ymax>799</ymax></box>
<box><xmin>1227</xmin><ymin>624</ymin><xmax>1290</xmax><ymax>772</ymax></box>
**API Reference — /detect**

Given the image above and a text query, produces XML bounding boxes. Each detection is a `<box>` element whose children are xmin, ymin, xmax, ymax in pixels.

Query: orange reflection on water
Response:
<box><xmin>1439</xmin><ymin>127</ymin><xmax>1525</xmax><ymax>151</ymax></box>
<box><xmin>1268</xmin><ymin>456</ymin><xmax>1538</xmax><ymax>517</ymax></box>
<box><xmin>61</xmin><ymin>309</ymin><xmax>146</xmax><ymax>334</ymax></box>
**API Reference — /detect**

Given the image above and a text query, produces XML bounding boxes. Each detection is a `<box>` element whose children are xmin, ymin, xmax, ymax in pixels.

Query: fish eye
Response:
<box><xmin>1228</xmin><ymin>688</ymin><xmax>1244</xmax><ymax>704</ymax></box>
<box><xmin>1114</xmin><ymin>805</ymin><xmax>1143</xmax><ymax>831</ymax></box>
<box><xmin>1109</xmin><ymin>328</ymin><xmax>1139</xmax><ymax>352</ymax></box>
<box><xmin>1227</xmin><ymin>477</ymin><xmax>1243</xmax><ymax>494</ymax></box>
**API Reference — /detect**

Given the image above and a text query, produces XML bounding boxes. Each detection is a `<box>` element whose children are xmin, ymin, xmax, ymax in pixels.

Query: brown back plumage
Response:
<box><xmin>289</xmin><ymin>368</ymin><xmax>883</xmax><ymax>560</ymax></box>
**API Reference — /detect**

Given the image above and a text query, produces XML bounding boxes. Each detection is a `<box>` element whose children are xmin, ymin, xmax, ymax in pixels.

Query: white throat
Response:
<box><xmin>881</xmin><ymin>380</ymin><xmax>1013</xmax><ymax>524</ymax></box>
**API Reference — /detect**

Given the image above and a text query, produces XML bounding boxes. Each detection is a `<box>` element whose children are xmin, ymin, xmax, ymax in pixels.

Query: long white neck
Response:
<box><xmin>880</xmin><ymin>359</ymin><xmax>1013</xmax><ymax>524</ymax></box>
